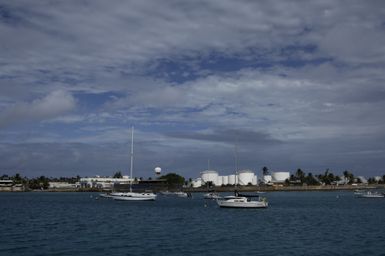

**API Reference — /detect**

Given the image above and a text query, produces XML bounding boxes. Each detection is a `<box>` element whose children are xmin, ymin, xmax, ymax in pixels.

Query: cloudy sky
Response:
<box><xmin>1</xmin><ymin>0</ymin><xmax>385</xmax><ymax>179</ymax></box>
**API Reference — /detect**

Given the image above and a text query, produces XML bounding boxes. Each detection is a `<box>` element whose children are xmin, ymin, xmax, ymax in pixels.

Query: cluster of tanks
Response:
<box><xmin>191</xmin><ymin>170</ymin><xmax>290</xmax><ymax>188</ymax></box>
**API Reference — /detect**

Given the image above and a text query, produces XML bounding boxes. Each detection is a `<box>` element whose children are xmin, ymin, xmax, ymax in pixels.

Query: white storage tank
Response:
<box><xmin>252</xmin><ymin>175</ymin><xmax>258</xmax><ymax>185</ymax></box>
<box><xmin>216</xmin><ymin>176</ymin><xmax>223</xmax><ymax>186</ymax></box>
<box><xmin>271</xmin><ymin>172</ymin><xmax>290</xmax><ymax>183</ymax></box>
<box><xmin>228</xmin><ymin>174</ymin><xmax>236</xmax><ymax>185</ymax></box>
<box><xmin>222</xmin><ymin>176</ymin><xmax>229</xmax><ymax>186</ymax></box>
<box><xmin>238</xmin><ymin>170</ymin><xmax>255</xmax><ymax>185</ymax></box>
<box><xmin>192</xmin><ymin>178</ymin><xmax>202</xmax><ymax>188</ymax></box>
<box><xmin>201</xmin><ymin>170</ymin><xmax>219</xmax><ymax>184</ymax></box>
<box><xmin>263</xmin><ymin>175</ymin><xmax>272</xmax><ymax>183</ymax></box>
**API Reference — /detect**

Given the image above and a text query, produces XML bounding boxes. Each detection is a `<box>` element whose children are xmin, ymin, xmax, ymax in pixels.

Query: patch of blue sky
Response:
<box><xmin>0</xmin><ymin>122</ymin><xmax>68</xmax><ymax>143</ymax></box>
<box><xmin>146</xmin><ymin>45</ymin><xmax>330</xmax><ymax>83</ymax></box>
<box><xmin>28</xmin><ymin>69</ymin><xmax>90</xmax><ymax>88</ymax></box>
<box><xmin>73</xmin><ymin>91</ymin><xmax>123</xmax><ymax>110</ymax></box>
<box><xmin>0</xmin><ymin>4</ymin><xmax>23</xmax><ymax>25</ymax></box>
<box><xmin>0</xmin><ymin>4</ymin><xmax>76</xmax><ymax>45</ymax></box>
<box><xmin>140</xmin><ymin>122</ymin><xmax>206</xmax><ymax>133</ymax></box>
<box><xmin>145</xmin><ymin>58</ymin><xmax>200</xmax><ymax>83</ymax></box>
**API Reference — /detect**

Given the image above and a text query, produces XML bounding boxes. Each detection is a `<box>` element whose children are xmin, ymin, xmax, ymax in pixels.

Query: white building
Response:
<box><xmin>238</xmin><ymin>170</ymin><xmax>254</xmax><ymax>185</ymax></box>
<box><xmin>356</xmin><ymin>176</ymin><xmax>368</xmax><ymax>184</ymax></box>
<box><xmin>49</xmin><ymin>182</ymin><xmax>79</xmax><ymax>189</ymax></box>
<box><xmin>252</xmin><ymin>175</ymin><xmax>258</xmax><ymax>185</ymax></box>
<box><xmin>80</xmin><ymin>176</ymin><xmax>134</xmax><ymax>189</ymax></box>
<box><xmin>216</xmin><ymin>176</ymin><xmax>223</xmax><ymax>186</ymax></box>
<box><xmin>190</xmin><ymin>178</ymin><xmax>203</xmax><ymax>188</ymax></box>
<box><xmin>228</xmin><ymin>174</ymin><xmax>237</xmax><ymax>185</ymax></box>
<box><xmin>201</xmin><ymin>170</ymin><xmax>219</xmax><ymax>185</ymax></box>
<box><xmin>271</xmin><ymin>172</ymin><xmax>290</xmax><ymax>183</ymax></box>
<box><xmin>222</xmin><ymin>176</ymin><xmax>229</xmax><ymax>186</ymax></box>
<box><xmin>263</xmin><ymin>175</ymin><xmax>272</xmax><ymax>184</ymax></box>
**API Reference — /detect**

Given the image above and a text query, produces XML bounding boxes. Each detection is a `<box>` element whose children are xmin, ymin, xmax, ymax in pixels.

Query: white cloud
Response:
<box><xmin>1</xmin><ymin>1</ymin><xmax>385</xmax><ymax>176</ymax></box>
<box><xmin>0</xmin><ymin>90</ymin><xmax>76</xmax><ymax>127</ymax></box>
<box><xmin>1</xmin><ymin>1</ymin><xmax>384</xmax><ymax>79</ymax></box>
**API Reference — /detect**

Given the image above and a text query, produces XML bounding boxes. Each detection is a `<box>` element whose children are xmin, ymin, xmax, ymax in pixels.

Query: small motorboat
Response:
<box><xmin>175</xmin><ymin>191</ymin><xmax>188</xmax><ymax>198</ymax></box>
<box><xmin>356</xmin><ymin>191</ymin><xmax>384</xmax><ymax>198</ymax></box>
<box><xmin>203</xmin><ymin>192</ymin><xmax>221</xmax><ymax>199</ymax></box>
<box><xmin>216</xmin><ymin>196</ymin><xmax>268</xmax><ymax>208</ymax></box>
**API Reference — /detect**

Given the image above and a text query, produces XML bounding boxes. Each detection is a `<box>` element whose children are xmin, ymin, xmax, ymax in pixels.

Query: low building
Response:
<box><xmin>0</xmin><ymin>180</ymin><xmax>24</xmax><ymax>192</ymax></box>
<box><xmin>190</xmin><ymin>178</ymin><xmax>202</xmax><ymax>188</ymax></box>
<box><xmin>271</xmin><ymin>172</ymin><xmax>290</xmax><ymax>183</ymax></box>
<box><xmin>49</xmin><ymin>182</ymin><xmax>79</xmax><ymax>190</ymax></box>
<box><xmin>356</xmin><ymin>176</ymin><xmax>368</xmax><ymax>184</ymax></box>
<box><xmin>201</xmin><ymin>170</ymin><xmax>219</xmax><ymax>185</ymax></box>
<box><xmin>80</xmin><ymin>176</ymin><xmax>134</xmax><ymax>189</ymax></box>
<box><xmin>263</xmin><ymin>175</ymin><xmax>272</xmax><ymax>184</ymax></box>
<box><xmin>238</xmin><ymin>170</ymin><xmax>254</xmax><ymax>185</ymax></box>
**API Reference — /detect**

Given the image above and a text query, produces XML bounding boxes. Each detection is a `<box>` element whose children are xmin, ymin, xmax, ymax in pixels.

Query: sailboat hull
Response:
<box><xmin>217</xmin><ymin>201</ymin><xmax>268</xmax><ymax>208</ymax></box>
<box><xmin>112</xmin><ymin>192</ymin><xmax>157</xmax><ymax>201</ymax></box>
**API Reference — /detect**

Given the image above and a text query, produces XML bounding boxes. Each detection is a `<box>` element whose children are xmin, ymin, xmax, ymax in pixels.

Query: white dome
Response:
<box><xmin>263</xmin><ymin>175</ymin><xmax>272</xmax><ymax>183</ymax></box>
<box><xmin>154</xmin><ymin>167</ymin><xmax>162</xmax><ymax>174</ymax></box>
<box><xmin>201</xmin><ymin>170</ymin><xmax>219</xmax><ymax>184</ymax></box>
<box><xmin>238</xmin><ymin>170</ymin><xmax>254</xmax><ymax>185</ymax></box>
<box><xmin>271</xmin><ymin>172</ymin><xmax>290</xmax><ymax>183</ymax></box>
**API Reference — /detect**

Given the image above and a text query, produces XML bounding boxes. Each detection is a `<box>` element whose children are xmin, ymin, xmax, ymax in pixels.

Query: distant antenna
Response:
<box><xmin>234</xmin><ymin>135</ymin><xmax>239</xmax><ymax>187</ymax></box>
<box><xmin>234</xmin><ymin>141</ymin><xmax>239</xmax><ymax>174</ymax></box>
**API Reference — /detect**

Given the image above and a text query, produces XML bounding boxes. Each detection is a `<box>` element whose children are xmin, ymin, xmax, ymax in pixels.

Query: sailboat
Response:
<box><xmin>216</xmin><ymin>142</ymin><xmax>268</xmax><ymax>208</ymax></box>
<box><xmin>112</xmin><ymin>127</ymin><xmax>157</xmax><ymax>201</ymax></box>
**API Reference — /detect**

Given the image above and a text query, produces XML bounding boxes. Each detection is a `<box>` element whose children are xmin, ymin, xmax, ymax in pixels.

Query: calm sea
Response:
<box><xmin>1</xmin><ymin>191</ymin><xmax>384</xmax><ymax>256</ymax></box>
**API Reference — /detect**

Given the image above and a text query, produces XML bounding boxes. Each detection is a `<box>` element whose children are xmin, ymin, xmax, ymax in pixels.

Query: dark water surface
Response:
<box><xmin>1</xmin><ymin>191</ymin><xmax>384</xmax><ymax>256</ymax></box>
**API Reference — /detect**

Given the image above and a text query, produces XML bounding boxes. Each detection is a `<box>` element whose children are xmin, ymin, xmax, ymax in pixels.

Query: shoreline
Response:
<box><xmin>1</xmin><ymin>184</ymin><xmax>384</xmax><ymax>193</ymax></box>
<box><xmin>183</xmin><ymin>184</ymin><xmax>385</xmax><ymax>193</ymax></box>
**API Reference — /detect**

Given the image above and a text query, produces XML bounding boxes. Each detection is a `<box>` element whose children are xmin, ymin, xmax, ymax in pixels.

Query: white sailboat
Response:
<box><xmin>216</xmin><ymin>142</ymin><xmax>268</xmax><ymax>208</ymax></box>
<box><xmin>112</xmin><ymin>127</ymin><xmax>157</xmax><ymax>201</ymax></box>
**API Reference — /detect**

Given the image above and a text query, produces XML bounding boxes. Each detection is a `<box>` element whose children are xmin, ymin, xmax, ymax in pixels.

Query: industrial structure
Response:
<box><xmin>190</xmin><ymin>170</ymin><xmax>291</xmax><ymax>188</ymax></box>
<box><xmin>80</xmin><ymin>176</ymin><xmax>133</xmax><ymax>189</ymax></box>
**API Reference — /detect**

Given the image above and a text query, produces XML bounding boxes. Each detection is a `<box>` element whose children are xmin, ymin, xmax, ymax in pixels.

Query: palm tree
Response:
<box><xmin>344</xmin><ymin>170</ymin><xmax>354</xmax><ymax>184</ymax></box>
<box><xmin>262</xmin><ymin>166</ymin><xmax>269</xmax><ymax>176</ymax></box>
<box><xmin>113</xmin><ymin>171</ymin><xmax>123</xmax><ymax>178</ymax></box>
<box><xmin>295</xmin><ymin>168</ymin><xmax>305</xmax><ymax>182</ymax></box>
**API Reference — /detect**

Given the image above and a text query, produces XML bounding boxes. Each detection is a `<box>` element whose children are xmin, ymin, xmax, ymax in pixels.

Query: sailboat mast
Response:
<box><xmin>130</xmin><ymin>126</ymin><xmax>134</xmax><ymax>192</ymax></box>
<box><xmin>234</xmin><ymin>139</ymin><xmax>239</xmax><ymax>193</ymax></box>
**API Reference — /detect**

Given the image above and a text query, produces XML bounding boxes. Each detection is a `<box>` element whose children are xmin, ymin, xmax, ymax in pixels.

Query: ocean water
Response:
<box><xmin>1</xmin><ymin>191</ymin><xmax>384</xmax><ymax>256</ymax></box>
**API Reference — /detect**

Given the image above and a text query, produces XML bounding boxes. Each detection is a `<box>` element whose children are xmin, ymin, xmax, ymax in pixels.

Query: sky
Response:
<box><xmin>1</xmin><ymin>0</ymin><xmax>385</xmax><ymax>179</ymax></box>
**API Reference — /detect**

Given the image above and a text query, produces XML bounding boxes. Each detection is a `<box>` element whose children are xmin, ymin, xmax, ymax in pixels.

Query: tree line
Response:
<box><xmin>1</xmin><ymin>172</ymin><xmax>186</xmax><ymax>190</ymax></box>
<box><xmin>261</xmin><ymin>167</ymin><xmax>385</xmax><ymax>186</ymax></box>
<box><xmin>1</xmin><ymin>173</ymin><xmax>80</xmax><ymax>190</ymax></box>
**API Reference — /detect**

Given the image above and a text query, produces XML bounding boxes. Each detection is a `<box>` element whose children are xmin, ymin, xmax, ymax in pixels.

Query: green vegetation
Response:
<box><xmin>1</xmin><ymin>169</ymin><xmax>385</xmax><ymax>192</ymax></box>
<box><xmin>28</xmin><ymin>176</ymin><xmax>50</xmax><ymax>190</ymax></box>
<box><xmin>262</xmin><ymin>166</ymin><xmax>269</xmax><ymax>176</ymax></box>
<box><xmin>283</xmin><ymin>168</ymin><xmax>385</xmax><ymax>186</ymax></box>
<box><xmin>158</xmin><ymin>173</ymin><xmax>185</xmax><ymax>188</ymax></box>
<box><xmin>1</xmin><ymin>173</ymin><xmax>80</xmax><ymax>190</ymax></box>
<box><xmin>113</xmin><ymin>171</ymin><xmax>123</xmax><ymax>178</ymax></box>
